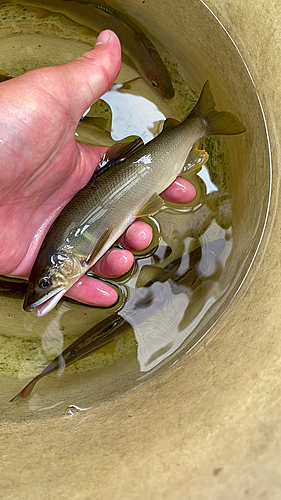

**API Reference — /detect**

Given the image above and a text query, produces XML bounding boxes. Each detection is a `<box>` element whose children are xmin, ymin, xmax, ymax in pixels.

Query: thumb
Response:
<box><xmin>55</xmin><ymin>30</ymin><xmax>121</xmax><ymax>122</ymax></box>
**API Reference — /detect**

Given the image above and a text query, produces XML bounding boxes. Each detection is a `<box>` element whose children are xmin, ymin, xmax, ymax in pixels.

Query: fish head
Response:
<box><xmin>23</xmin><ymin>251</ymin><xmax>83</xmax><ymax>316</ymax></box>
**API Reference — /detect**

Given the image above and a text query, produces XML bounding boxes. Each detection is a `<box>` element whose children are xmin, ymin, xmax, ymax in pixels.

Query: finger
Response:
<box><xmin>119</xmin><ymin>220</ymin><xmax>153</xmax><ymax>252</ymax></box>
<box><xmin>91</xmin><ymin>248</ymin><xmax>134</xmax><ymax>278</ymax></box>
<box><xmin>161</xmin><ymin>176</ymin><xmax>196</xmax><ymax>204</ymax></box>
<box><xmin>57</xmin><ymin>30</ymin><xmax>121</xmax><ymax>122</ymax></box>
<box><xmin>66</xmin><ymin>274</ymin><xmax>118</xmax><ymax>307</ymax></box>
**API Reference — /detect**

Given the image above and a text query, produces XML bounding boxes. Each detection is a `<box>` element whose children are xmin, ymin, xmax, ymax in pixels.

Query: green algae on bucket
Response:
<box><xmin>0</xmin><ymin>0</ymin><xmax>270</xmax><ymax>422</ymax></box>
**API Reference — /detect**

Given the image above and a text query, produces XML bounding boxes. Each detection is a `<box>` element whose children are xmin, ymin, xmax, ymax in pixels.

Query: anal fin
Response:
<box><xmin>135</xmin><ymin>193</ymin><xmax>164</xmax><ymax>217</ymax></box>
<box><xmin>182</xmin><ymin>146</ymin><xmax>209</xmax><ymax>173</ymax></box>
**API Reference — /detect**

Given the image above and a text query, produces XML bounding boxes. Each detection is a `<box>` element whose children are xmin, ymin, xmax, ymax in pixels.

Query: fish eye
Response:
<box><xmin>37</xmin><ymin>277</ymin><xmax>52</xmax><ymax>289</ymax></box>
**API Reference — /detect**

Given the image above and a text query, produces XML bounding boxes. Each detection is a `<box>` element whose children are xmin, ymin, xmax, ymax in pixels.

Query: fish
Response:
<box><xmin>10</xmin><ymin>314</ymin><xmax>128</xmax><ymax>402</ymax></box>
<box><xmin>14</xmin><ymin>0</ymin><xmax>175</xmax><ymax>100</ymax></box>
<box><xmin>12</xmin><ymin>238</ymin><xmax>225</xmax><ymax>401</ymax></box>
<box><xmin>23</xmin><ymin>80</ymin><xmax>245</xmax><ymax>316</ymax></box>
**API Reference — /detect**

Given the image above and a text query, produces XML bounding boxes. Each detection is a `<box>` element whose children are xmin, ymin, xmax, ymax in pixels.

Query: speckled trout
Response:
<box><xmin>23</xmin><ymin>81</ymin><xmax>245</xmax><ymax>316</ymax></box>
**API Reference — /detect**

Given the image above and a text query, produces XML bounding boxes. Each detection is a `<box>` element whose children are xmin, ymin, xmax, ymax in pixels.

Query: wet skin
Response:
<box><xmin>0</xmin><ymin>30</ymin><xmax>196</xmax><ymax>308</ymax></box>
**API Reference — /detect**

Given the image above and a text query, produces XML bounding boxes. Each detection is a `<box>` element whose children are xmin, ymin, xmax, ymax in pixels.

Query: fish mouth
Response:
<box><xmin>24</xmin><ymin>286</ymin><xmax>66</xmax><ymax>316</ymax></box>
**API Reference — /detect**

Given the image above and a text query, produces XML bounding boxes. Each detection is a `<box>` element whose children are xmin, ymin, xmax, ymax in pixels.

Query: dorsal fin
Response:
<box><xmin>104</xmin><ymin>136</ymin><xmax>144</xmax><ymax>165</ymax></box>
<box><xmin>91</xmin><ymin>136</ymin><xmax>144</xmax><ymax>185</ymax></box>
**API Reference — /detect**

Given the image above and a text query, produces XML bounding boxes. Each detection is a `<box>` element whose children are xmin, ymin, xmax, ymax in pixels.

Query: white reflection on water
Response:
<box><xmin>135</xmin><ymin>282</ymin><xmax>220</xmax><ymax>372</ymax></box>
<box><xmin>122</xmin><ymin>221</ymin><xmax>232</xmax><ymax>372</ymax></box>
<box><xmin>41</xmin><ymin>308</ymin><xmax>65</xmax><ymax>358</ymax></box>
<box><xmin>101</xmin><ymin>85</ymin><xmax>166</xmax><ymax>142</ymax></box>
<box><xmin>66</xmin><ymin>404</ymin><xmax>92</xmax><ymax>416</ymax></box>
<box><xmin>28</xmin><ymin>393</ymin><xmax>65</xmax><ymax>412</ymax></box>
<box><xmin>197</xmin><ymin>164</ymin><xmax>218</xmax><ymax>194</ymax></box>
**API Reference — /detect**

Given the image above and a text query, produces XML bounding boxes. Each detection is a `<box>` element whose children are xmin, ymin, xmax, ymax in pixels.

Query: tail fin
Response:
<box><xmin>10</xmin><ymin>375</ymin><xmax>41</xmax><ymax>402</ymax></box>
<box><xmin>196</xmin><ymin>81</ymin><xmax>246</xmax><ymax>136</ymax></box>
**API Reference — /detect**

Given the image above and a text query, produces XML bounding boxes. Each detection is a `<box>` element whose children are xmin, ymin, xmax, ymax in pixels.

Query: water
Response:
<box><xmin>0</xmin><ymin>1</ymin><xmax>270</xmax><ymax>422</ymax></box>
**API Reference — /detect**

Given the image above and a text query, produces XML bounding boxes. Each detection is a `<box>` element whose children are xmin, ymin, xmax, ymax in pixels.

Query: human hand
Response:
<box><xmin>0</xmin><ymin>30</ymin><xmax>196</xmax><ymax>308</ymax></box>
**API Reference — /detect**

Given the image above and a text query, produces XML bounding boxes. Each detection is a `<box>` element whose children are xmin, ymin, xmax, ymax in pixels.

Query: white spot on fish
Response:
<box><xmin>134</xmin><ymin>154</ymin><xmax>152</xmax><ymax>165</ymax></box>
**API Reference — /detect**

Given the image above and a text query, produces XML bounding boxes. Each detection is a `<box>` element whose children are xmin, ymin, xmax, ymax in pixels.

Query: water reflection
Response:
<box><xmin>101</xmin><ymin>83</ymin><xmax>166</xmax><ymax>142</ymax></box>
<box><xmin>124</xmin><ymin>225</ymin><xmax>230</xmax><ymax>371</ymax></box>
<box><xmin>9</xmin><ymin>220</ymin><xmax>232</xmax><ymax>401</ymax></box>
<box><xmin>197</xmin><ymin>165</ymin><xmax>218</xmax><ymax>194</ymax></box>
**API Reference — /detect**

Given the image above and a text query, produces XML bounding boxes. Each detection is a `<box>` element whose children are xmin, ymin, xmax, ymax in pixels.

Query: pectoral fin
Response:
<box><xmin>135</xmin><ymin>193</ymin><xmax>164</xmax><ymax>217</ymax></box>
<box><xmin>86</xmin><ymin>226</ymin><xmax>114</xmax><ymax>267</ymax></box>
<box><xmin>182</xmin><ymin>146</ymin><xmax>209</xmax><ymax>173</ymax></box>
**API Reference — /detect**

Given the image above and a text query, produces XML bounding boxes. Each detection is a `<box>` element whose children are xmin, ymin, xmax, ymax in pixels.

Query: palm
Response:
<box><xmin>0</xmin><ymin>69</ymin><xmax>106</xmax><ymax>278</ymax></box>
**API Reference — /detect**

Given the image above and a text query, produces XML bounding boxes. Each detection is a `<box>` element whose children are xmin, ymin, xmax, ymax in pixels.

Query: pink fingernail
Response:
<box><xmin>95</xmin><ymin>30</ymin><xmax>111</xmax><ymax>46</ymax></box>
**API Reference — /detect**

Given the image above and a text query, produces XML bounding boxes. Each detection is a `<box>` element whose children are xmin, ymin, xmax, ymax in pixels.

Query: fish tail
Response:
<box><xmin>196</xmin><ymin>81</ymin><xmax>246</xmax><ymax>135</ymax></box>
<box><xmin>10</xmin><ymin>375</ymin><xmax>41</xmax><ymax>402</ymax></box>
<box><xmin>9</xmin><ymin>353</ymin><xmax>66</xmax><ymax>402</ymax></box>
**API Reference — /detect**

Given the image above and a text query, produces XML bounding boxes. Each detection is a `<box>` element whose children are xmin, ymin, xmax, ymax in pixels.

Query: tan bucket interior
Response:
<box><xmin>0</xmin><ymin>0</ymin><xmax>280</xmax><ymax>498</ymax></box>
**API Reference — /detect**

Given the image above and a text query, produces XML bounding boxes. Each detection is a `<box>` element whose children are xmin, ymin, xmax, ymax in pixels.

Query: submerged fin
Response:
<box><xmin>182</xmin><ymin>146</ymin><xmax>209</xmax><ymax>173</ymax></box>
<box><xmin>196</xmin><ymin>80</ymin><xmax>246</xmax><ymax>136</ymax></box>
<box><xmin>83</xmin><ymin>116</ymin><xmax>108</xmax><ymax>130</ymax></box>
<box><xmin>136</xmin><ymin>265</ymin><xmax>170</xmax><ymax>288</ymax></box>
<box><xmin>135</xmin><ymin>193</ymin><xmax>164</xmax><ymax>217</ymax></box>
<box><xmin>0</xmin><ymin>74</ymin><xmax>12</xmax><ymax>82</ymax></box>
<box><xmin>86</xmin><ymin>226</ymin><xmax>114</xmax><ymax>266</ymax></box>
<box><xmin>162</xmin><ymin>118</ymin><xmax>180</xmax><ymax>131</ymax></box>
<box><xmin>114</xmin><ymin>77</ymin><xmax>143</xmax><ymax>92</ymax></box>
